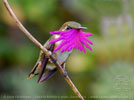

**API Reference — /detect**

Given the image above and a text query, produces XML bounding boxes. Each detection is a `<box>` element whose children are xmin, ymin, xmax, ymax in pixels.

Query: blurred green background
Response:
<box><xmin>0</xmin><ymin>0</ymin><xmax>133</xmax><ymax>100</ymax></box>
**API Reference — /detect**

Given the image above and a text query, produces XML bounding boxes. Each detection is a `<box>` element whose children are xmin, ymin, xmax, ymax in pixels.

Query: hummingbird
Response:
<box><xmin>27</xmin><ymin>21</ymin><xmax>93</xmax><ymax>83</ymax></box>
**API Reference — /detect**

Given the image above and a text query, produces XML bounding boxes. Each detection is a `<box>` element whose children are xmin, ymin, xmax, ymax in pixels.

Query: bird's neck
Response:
<box><xmin>54</xmin><ymin>34</ymin><xmax>60</xmax><ymax>39</ymax></box>
<box><xmin>53</xmin><ymin>28</ymin><xmax>65</xmax><ymax>44</ymax></box>
<box><xmin>52</xmin><ymin>34</ymin><xmax>60</xmax><ymax>46</ymax></box>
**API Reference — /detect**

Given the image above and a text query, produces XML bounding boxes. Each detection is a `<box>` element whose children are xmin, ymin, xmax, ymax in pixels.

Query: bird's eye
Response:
<box><xmin>66</xmin><ymin>26</ymin><xmax>72</xmax><ymax>30</ymax></box>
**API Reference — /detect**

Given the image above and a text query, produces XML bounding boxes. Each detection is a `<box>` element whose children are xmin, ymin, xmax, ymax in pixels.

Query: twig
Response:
<box><xmin>2</xmin><ymin>0</ymin><xmax>84</xmax><ymax>100</ymax></box>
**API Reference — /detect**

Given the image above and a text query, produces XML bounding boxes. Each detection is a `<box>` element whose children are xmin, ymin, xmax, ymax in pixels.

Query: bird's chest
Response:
<box><xmin>54</xmin><ymin>35</ymin><xmax>72</xmax><ymax>65</ymax></box>
<box><xmin>55</xmin><ymin>50</ymin><xmax>72</xmax><ymax>65</ymax></box>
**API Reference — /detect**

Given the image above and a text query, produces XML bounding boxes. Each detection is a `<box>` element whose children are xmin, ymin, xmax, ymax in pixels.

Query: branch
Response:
<box><xmin>2</xmin><ymin>0</ymin><xmax>84</xmax><ymax>100</ymax></box>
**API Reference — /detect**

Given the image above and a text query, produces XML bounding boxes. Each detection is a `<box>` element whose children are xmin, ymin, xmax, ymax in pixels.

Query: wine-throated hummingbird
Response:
<box><xmin>27</xmin><ymin>21</ymin><xmax>92</xmax><ymax>83</ymax></box>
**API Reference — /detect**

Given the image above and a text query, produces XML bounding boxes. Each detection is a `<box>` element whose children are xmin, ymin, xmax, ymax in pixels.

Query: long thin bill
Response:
<box><xmin>78</xmin><ymin>27</ymin><xmax>88</xmax><ymax>30</ymax></box>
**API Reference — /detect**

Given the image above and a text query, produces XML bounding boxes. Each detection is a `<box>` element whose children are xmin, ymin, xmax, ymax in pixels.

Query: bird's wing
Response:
<box><xmin>38</xmin><ymin>68</ymin><xmax>57</xmax><ymax>83</ymax></box>
<box><xmin>37</xmin><ymin>42</ymin><xmax>55</xmax><ymax>82</ymax></box>
<box><xmin>39</xmin><ymin>62</ymin><xmax>66</xmax><ymax>83</ymax></box>
<box><xmin>27</xmin><ymin>36</ymin><xmax>55</xmax><ymax>80</ymax></box>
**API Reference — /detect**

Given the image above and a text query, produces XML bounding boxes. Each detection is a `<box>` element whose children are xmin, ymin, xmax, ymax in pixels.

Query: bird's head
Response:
<box><xmin>60</xmin><ymin>21</ymin><xmax>88</xmax><ymax>31</ymax></box>
<box><xmin>50</xmin><ymin>21</ymin><xmax>93</xmax><ymax>53</ymax></box>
